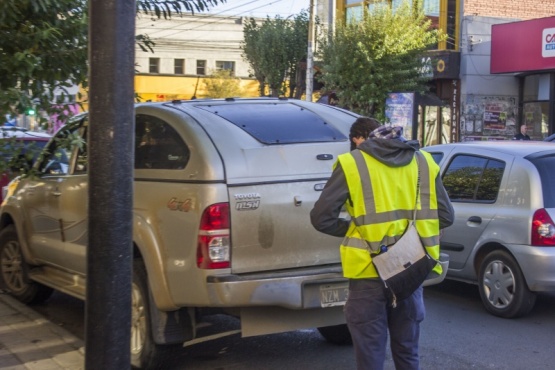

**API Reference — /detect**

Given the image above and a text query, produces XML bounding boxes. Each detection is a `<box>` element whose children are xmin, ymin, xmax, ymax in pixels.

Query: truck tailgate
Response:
<box><xmin>228</xmin><ymin>179</ymin><xmax>342</xmax><ymax>274</ymax></box>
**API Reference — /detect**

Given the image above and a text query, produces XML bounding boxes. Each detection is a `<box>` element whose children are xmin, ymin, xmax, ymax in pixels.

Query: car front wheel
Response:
<box><xmin>0</xmin><ymin>225</ymin><xmax>53</xmax><ymax>304</ymax></box>
<box><xmin>478</xmin><ymin>250</ymin><xmax>536</xmax><ymax>318</ymax></box>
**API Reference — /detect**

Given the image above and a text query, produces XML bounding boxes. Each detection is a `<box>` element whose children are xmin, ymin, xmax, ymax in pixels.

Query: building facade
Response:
<box><xmin>329</xmin><ymin>0</ymin><xmax>555</xmax><ymax>143</ymax></box>
<box><xmin>134</xmin><ymin>13</ymin><xmax>260</xmax><ymax>102</ymax></box>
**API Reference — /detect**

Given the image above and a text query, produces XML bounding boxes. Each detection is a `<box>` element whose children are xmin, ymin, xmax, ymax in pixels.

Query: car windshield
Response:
<box><xmin>527</xmin><ymin>154</ymin><xmax>555</xmax><ymax>208</ymax></box>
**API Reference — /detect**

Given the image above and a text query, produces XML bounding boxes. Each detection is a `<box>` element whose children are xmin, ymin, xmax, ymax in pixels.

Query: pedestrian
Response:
<box><xmin>349</xmin><ymin>116</ymin><xmax>381</xmax><ymax>151</ymax></box>
<box><xmin>310</xmin><ymin>125</ymin><xmax>454</xmax><ymax>370</ymax></box>
<box><xmin>513</xmin><ymin>124</ymin><xmax>531</xmax><ymax>140</ymax></box>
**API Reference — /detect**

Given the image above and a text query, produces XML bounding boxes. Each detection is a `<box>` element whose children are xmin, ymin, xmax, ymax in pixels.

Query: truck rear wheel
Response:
<box><xmin>317</xmin><ymin>323</ymin><xmax>352</xmax><ymax>345</ymax></box>
<box><xmin>131</xmin><ymin>259</ymin><xmax>181</xmax><ymax>369</ymax></box>
<box><xmin>0</xmin><ymin>225</ymin><xmax>53</xmax><ymax>304</ymax></box>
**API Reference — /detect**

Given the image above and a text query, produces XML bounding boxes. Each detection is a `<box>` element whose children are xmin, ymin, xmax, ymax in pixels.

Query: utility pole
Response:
<box><xmin>306</xmin><ymin>0</ymin><xmax>316</xmax><ymax>102</ymax></box>
<box><xmin>86</xmin><ymin>0</ymin><xmax>135</xmax><ymax>368</ymax></box>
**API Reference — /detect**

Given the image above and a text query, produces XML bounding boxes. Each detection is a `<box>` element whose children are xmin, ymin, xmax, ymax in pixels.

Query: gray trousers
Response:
<box><xmin>344</xmin><ymin>278</ymin><xmax>425</xmax><ymax>370</ymax></box>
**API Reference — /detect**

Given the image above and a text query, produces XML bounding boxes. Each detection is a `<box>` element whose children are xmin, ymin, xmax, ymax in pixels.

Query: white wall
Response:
<box><xmin>135</xmin><ymin>14</ymin><xmax>258</xmax><ymax>78</ymax></box>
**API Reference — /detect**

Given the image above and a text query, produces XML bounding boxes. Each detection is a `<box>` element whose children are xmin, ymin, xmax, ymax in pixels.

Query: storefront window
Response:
<box><xmin>345</xmin><ymin>0</ymin><xmax>389</xmax><ymax>22</ymax></box>
<box><xmin>524</xmin><ymin>74</ymin><xmax>550</xmax><ymax>101</ymax></box>
<box><xmin>344</xmin><ymin>0</ymin><xmax>449</xmax><ymax>48</ymax></box>
<box><xmin>421</xmin><ymin>105</ymin><xmax>453</xmax><ymax>146</ymax></box>
<box><xmin>523</xmin><ymin>102</ymin><xmax>549</xmax><ymax>139</ymax></box>
<box><xmin>523</xmin><ymin>74</ymin><xmax>550</xmax><ymax>139</ymax></box>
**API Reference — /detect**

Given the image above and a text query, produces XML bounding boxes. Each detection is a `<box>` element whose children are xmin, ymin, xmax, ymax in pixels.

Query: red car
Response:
<box><xmin>0</xmin><ymin>126</ymin><xmax>51</xmax><ymax>203</ymax></box>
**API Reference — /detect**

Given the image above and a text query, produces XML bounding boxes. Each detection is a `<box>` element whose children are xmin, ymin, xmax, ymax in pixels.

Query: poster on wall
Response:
<box><xmin>385</xmin><ymin>92</ymin><xmax>415</xmax><ymax>139</ymax></box>
<box><xmin>483</xmin><ymin>103</ymin><xmax>507</xmax><ymax>130</ymax></box>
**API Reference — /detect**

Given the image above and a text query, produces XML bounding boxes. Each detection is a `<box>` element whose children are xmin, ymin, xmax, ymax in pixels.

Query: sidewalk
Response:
<box><xmin>0</xmin><ymin>291</ymin><xmax>84</xmax><ymax>370</ymax></box>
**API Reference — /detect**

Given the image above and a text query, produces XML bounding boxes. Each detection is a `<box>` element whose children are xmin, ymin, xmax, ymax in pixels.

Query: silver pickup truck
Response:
<box><xmin>0</xmin><ymin>98</ymin><xmax>447</xmax><ymax>369</ymax></box>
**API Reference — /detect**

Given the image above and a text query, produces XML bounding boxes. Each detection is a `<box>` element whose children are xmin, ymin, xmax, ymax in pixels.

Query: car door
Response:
<box><xmin>21</xmin><ymin>126</ymin><xmax>75</xmax><ymax>266</ymax></box>
<box><xmin>438</xmin><ymin>149</ymin><xmax>511</xmax><ymax>273</ymax></box>
<box><xmin>55</xmin><ymin>121</ymin><xmax>89</xmax><ymax>274</ymax></box>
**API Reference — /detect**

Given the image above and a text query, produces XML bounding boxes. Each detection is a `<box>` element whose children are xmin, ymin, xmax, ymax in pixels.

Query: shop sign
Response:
<box><xmin>542</xmin><ymin>27</ymin><xmax>555</xmax><ymax>58</ymax></box>
<box><xmin>483</xmin><ymin>103</ymin><xmax>507</xmax><ymax>130</ymax></box>
<box><xmin>428</xmin><ymin>51</ymin><xmax>460</xmax><ymax>79</ymax></box>
<box><xmin>492</xmin><ymin>17</ymin><xmax>555</xmax><ymax>73</ymax></box>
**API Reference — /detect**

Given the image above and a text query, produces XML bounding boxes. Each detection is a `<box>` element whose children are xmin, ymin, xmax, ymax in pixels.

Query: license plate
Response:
<box><xmin>319</xmin><ymin>283</ymin><xmax>349</xmax><ymax>307</ymax></box>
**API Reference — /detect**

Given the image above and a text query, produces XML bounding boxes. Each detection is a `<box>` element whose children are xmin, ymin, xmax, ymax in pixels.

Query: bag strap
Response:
<box><xmin>412</xmin><ymin>151</ymin><xmax>423</xmax><ymax>223</ymax></box>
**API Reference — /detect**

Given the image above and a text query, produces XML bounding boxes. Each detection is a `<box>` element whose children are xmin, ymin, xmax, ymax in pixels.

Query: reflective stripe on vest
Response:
<box><xmin>338</xmin><ymin>149</ymin><xmax>441</xmax><ymax>279</ymax></box>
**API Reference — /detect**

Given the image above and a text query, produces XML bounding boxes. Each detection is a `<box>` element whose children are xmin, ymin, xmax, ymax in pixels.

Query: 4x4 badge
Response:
<box><xmin>167</xmin><ymin>197</ymin><xmax>192</xmax><ymax>212</ymax></box>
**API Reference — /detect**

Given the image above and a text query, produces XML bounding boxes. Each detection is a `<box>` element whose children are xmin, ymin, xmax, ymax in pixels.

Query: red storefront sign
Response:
<box><xmin>491</xmin><ymin>16</ymin><xmax>555</xmax><ymax>74</ymax></box>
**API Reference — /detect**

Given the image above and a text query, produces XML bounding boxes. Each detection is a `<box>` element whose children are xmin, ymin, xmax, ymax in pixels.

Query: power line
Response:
<box><xmin>145</xmin><ymin>0</ymin><xmax>289</xmax><ymax>39</ymax></box>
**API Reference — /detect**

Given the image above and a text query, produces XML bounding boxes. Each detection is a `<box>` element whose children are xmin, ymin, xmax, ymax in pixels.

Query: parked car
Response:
<box><xmin>0</xmin><ymin>98</ymin><xmax>368</xmax><ymax>369</ymax></box>
<box><xmin>424</xmin><ymin>141</ymin><xmax>555</xmax><ymax>318</ymax></box>
<box><xmin>0</xmin><ymin>126</ymin><xmax>51</xmax><ymax>203</ymax></box>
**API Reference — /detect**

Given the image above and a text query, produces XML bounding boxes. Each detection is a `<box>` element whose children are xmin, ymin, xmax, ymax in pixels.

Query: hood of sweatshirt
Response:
<box><xmin>356</xmin><ymin>136</ymin><xmax>419</xmax><ymax>167</ymax></box>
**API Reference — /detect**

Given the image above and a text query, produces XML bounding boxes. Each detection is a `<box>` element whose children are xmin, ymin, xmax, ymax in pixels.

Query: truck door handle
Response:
<box><xmin>316</xmin><ymin>154</ymin><xmax>333</xmax><ymax>160</ymax></box>
<box><xmin>467</xmin><ymin>216</ymin><xmax>482</xmax><ymax>224</ymax></box>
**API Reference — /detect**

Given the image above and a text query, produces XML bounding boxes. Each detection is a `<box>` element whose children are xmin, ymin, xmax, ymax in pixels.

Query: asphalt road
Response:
<box><xmin>32</xmin><ymin>280</ymin><xmax>555</xmax><ymax>369</ymax></box>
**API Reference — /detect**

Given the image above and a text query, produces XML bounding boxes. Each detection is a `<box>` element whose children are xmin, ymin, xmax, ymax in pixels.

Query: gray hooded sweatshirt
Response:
<box><xmin>310</xmin><ymin>137</ymin><xmax>454</xmax><ymax>237</ymax></box>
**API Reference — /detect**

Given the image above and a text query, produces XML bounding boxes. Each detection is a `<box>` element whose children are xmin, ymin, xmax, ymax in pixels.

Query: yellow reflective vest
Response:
<box><xmin>338</xmin><ymin>150</ymin><xmax>442</xmax><ymax>279</ymax></box>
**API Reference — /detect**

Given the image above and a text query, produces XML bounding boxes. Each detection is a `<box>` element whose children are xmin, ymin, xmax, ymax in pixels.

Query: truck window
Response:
<box><xmin>195</xmin><ymin>103</ymin><xmax>348</xmax><ymax>144</ymax></box>
<box><xmin>135</xmin><ymin>114</ymin><xmax>190</xmax><ymax>170</ymax></box>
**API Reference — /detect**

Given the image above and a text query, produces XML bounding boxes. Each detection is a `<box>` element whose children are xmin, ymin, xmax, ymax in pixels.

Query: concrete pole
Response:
<box><xmin>328</xmin><ymin>0</ymin><xmax>336</xmax><ymax>40</ymax></box>
<box><xmin>306</xmin><ymin>0</ymin><xmax>316</xmax><ymax>102</ymax></box>
<box><xmin>86</xmin><ymin>0</ymin><xmax>135</xmax><ymax>369</ymax></box>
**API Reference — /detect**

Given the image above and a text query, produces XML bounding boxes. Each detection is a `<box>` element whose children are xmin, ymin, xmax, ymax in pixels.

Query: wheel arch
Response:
<box><xmin>0</xmin><ymin>211</ymin><xmax>36</xmax><ymax>265</ymax></box>
<box><xmin>473</xmin><ymin>241</ymin><xmax>534</xmax><ymax>291</ymax></box>
<box><xmin>132</xmin><ymin>213</ymin><xmax>178</xmax><ymax>311</ymax></box>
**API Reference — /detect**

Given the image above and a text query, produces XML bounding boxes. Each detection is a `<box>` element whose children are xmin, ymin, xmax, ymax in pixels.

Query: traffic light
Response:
<box><xmin>26</xmin><ymin>108</ymin><xmax>35</xmax><ymax>116</ymax></box>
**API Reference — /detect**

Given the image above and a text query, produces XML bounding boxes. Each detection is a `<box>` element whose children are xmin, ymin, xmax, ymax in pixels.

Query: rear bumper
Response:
<box><xmin>206</xmin><ymin>265</ymin><xmax>347</xmax><ymax>309</ymax></box>
<box><xmin>509</xmin><ymin>245</ymin><xmax>555</xmax><ymax>291</ymax></box>
<box><xmin>205</xmin><ymin>254</ymin><xmax>449</xmax><ymax>309</ymax></box>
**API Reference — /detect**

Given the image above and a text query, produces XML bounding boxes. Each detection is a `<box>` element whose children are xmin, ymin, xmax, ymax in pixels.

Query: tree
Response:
<box><xmin>241</xmin><ymin>12</ymin><xmax>309</xmax><ymax>97</ymax></box>
<box><xmin>0</xmin><ymin>0</ymin><xmax>88</xmax><ymax>125</ymax></box>
<box><xmin>202</xmin><ymin>69</ymin><xmax>243</xmax><ymax>98</ymax></box>
<box><xmin>242</xmin><ymin>18</ymin><xmax>267</xmax><ymax>97</ymax></box>
<box><xmin>0</xmin><ymin>0</ymin><xmax>226</xmax><ymax>126</ymax></box>
<box><xmin>317</xmin><ymin>0</ymin><xmax>445</xmax><ymax>119</ymax></box>
<box><xmin>286</xmin><ymin>11</ymin><xmax>310</xmax><ymax>99</ymax></box>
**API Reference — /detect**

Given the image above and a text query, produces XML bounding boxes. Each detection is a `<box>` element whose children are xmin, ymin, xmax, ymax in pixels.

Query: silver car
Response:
<box><xmin>424</xmin><ymin>141</ymin><xmax>555</xmax><ymax>318</ymax></box>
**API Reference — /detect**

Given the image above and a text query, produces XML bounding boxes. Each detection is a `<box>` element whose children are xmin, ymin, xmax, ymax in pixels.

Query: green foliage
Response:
<box><xmin>317</xmin><ymin>0</ymin><xmax>446</xmax><ymax>118</ymax></box>
<box><xmin>0</xmin><ymin>0</ymin><xmax>226</xmax><ymax>123</ymax></box>
<box><xmin>242</xmin><ymin>18</ymin><xmax>266</xmax><ymax>96</ymax></box>
<box><xmin>202</xmin><ymin>70</ymin><xmax>243</xmax><ymax>98</ymax></box>
<box><xmin>0</xmin><ymin>138</ymin><xmax>43</xmax><ymax>177</ymax></box>
<box><xmin>137</xmin><ymin>0</ymin><xmax>221</xmax><ymax>18</ymax></box>
<box><xmin>0</xmin><ymin>0</ymin><xmax>89</xmax><ymax>124</ymax></box>
<box><xmin>242</xmin><ymin>12</ymin><xmax>310</xmax><ymax>97</ymax></box>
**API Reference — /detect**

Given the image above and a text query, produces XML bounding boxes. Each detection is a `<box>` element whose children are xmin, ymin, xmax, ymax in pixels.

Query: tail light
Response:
<box><xmin>531</xmin><ymin>208</ymin><xmax>555</xmax><ymax>246</ymax></box>
<box><xmin>197</xmin><ymin>203</ymin><xmax>231</xmax><ymax>269</ymax></box>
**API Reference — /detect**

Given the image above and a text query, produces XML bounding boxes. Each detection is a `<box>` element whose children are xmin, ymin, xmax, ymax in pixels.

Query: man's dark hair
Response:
<box><xmin>349</xmin><ymin>117</ymin><xmax>381</xmax><ymax>150</ymax></box>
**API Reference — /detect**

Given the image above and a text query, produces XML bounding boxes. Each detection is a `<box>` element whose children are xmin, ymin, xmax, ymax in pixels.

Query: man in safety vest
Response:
<box><xmin>311</xmin><ymin>125</ymin><xmax>454</xmax><ymax>370</ymax></box>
